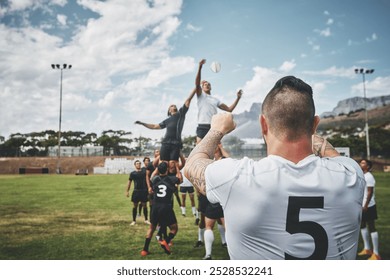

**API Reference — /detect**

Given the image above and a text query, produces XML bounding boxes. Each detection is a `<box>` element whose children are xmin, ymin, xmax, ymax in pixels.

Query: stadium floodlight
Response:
<box><xmin>354</xmin><ymin>68</ymin><xmax>375</xmax><ymax>159</ymax></box>
<box><xmin>51</xmin><ymin>63</ymin><xmax>72</xmax><ymax>174</ymax></box>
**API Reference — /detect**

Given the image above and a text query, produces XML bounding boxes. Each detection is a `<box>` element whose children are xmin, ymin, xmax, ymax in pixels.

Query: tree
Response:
<box><xmin>96</xmin><ymin>130</ymin><xmax>132</xmax><ymax>156</ymax></box>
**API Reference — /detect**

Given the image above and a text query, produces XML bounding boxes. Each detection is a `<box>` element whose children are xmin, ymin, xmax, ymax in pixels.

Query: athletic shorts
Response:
<box><xmin>131</xmin><ymin>190</ymin><xmax>149</xmax><ymax>203</ymax></box>
<box><xmin>196</xmin><ymin>124</ymin><xmax>211</xmax><ymax>139</ymax></box>
<box><xmin>197</xmin><ymin>193</ymin><xmax>208</xmax><ymax>214</ymax></box>
<box><xmin>180</xmin><ymin>186</ymin><xmax>195</xmax><ymax>194</ymax></box>
<box><xmin>362</xmin><ymin>205</ymin><xmax>378</xmax><ymax>223</ymax></box>
<box><xmin>151</xmin><ymin>203</ymin><xmax>177</xmax><ymax>227</ymax></box>
<box><xmin>160</xmin><ymin>143</ymin><xmax>180</xmax><ymax>161</ymax></box>
<box><xmin>205</xmin><ymin>202</ymin><xmax>224</xmax><ymax>219</ymax></box>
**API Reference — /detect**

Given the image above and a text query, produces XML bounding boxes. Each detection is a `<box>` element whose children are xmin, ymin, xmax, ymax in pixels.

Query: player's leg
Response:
<box><xmin>141</xmin><ymin>223</ymin><xmax>157</xmax><ymax>256</ymax></box>
<box><xmin>358</xmin><ymin>210</ymin><xmax>372</xmax><ymax>255</ymax></box>
<box><xmin>217</xmin><ymin>218</ymin><xmax>227</xmax><ymax>247</ymax></box>
<box><xmin>180</xmin><ymin>187</ymin><xmax>187</xmax><ymax>216</ymax></box>
<box><xmin>131</xmin><ymin>201</ymin><xmax>139</xmax><ymax>225</ymax></box>
<box><xmin>367</xmin><ymin>205</ymin><xmax>380</xmax><ymax>259</ymax></box>
<box><xmin>188</xmin><ymin>187</ymin><xmax>197</xmax><ymax>216</ymax></box>
<box><xmin>204</xmin><ymin>217</ymin><xmax>216</xmax><ymax>260</ymax></box>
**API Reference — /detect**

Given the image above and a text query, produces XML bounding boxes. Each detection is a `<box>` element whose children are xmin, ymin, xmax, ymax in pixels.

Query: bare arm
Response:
<box><xmin>184</xmin><ymin>88</ymin><xmax>197</xmax><ymax>108</ymax></box>
<box><xmin>134</xmin><ymin>121</ymin><xmax>161</xmax><ymax>130</ymax></box>
<box><xmin>363</xmin><ymin>187</ymin><xmax>374</xmax><ymax>211</ymax></box>
<box><xmin>195</xmin><ymin>59</ymin><xmax>206</xmax><ymax>96</ymax></box>
<box><xmin>125</xmin><ymin>180</ymin><xmax>132</xmax><ymax>197</ymax></box>
<box><xmin>312</xmin><ymin>134</ymin><xmax>340</xmax><ymax>157</ymax></box>
<box><xmin>218</xmin><ymin>89</ymin><xmax>243</xmax><ymax>112</ymax></box>
<box><xmin>184</xmin><ymin>113</ymin><xmax>236</xmax><ymax>195</ymax></box>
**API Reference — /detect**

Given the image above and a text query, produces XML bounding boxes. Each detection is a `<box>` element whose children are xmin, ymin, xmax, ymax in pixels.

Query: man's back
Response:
<box><xmin>205</xmin><ymin>155</ymin><xmax>365</xmax><ymax>259</ymax></box>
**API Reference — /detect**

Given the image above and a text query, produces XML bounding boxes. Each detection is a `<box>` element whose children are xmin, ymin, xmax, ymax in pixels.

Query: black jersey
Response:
<box><xmin>129</xmin><ymin>169</ymin><xmax>147</xmax><ymax>191</ymax></box>
<box><xmin>159</xmin><ymin>103</ymin><xmax>188</xmax><ymax>145</ymax></box>
<box><xmin>151</xmin><ymin>175</ymin><xmax>179</xmax><ymax>204</ymax></box>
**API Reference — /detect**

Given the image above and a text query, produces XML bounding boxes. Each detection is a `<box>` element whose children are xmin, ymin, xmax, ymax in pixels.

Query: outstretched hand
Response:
<box><xmin>237</xmin><ymin>89</ymin><xmax>243</xmax><ymax>98</ymax></box>
<box><xmin>199</xmin><ymin>59</ymin><xmax>206</xmax><ymax>66</ymax></box>
<box><xmin>134</xmin><ymin>121</ymin><xmax>141</xmax><ymax>125</ymax></box>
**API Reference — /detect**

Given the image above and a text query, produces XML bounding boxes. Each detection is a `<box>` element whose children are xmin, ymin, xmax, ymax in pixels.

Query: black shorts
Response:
<box><xmin>180</xmin><ymin>186</ymin><xmax>195</xmax><ymax>194</ymax></box>
<box><xmin>362</xmin><ymin>205</ymin><xmax>378</xmax><ymax>223</ymax></box>
<box><xmin>151</xmin><ymin>203</ymin><xmax>177</xmax><ymax>227</ymax></box>
<box><xmin>160</xmin><ymin>143</ymin><xmax>180</xmax><ymax>161</ymax></box>
<box><xmin>205</xmin><ymin>202</ymin><xmax>224</xmax><ymax>219</ymax></box>
<box><xmin>196</xmin><ymin>124</ymin><xmax>211</xmax><ymax>139</ymax></box>
<box><xmin>131</xmin><ymin>190</ymin><xmax>148</xmax><ymax>203</ymax></box>
<box><xmin>197</xmin><ymin>193</ymin><xmax>208</xmax><ymax>213</ymax></box>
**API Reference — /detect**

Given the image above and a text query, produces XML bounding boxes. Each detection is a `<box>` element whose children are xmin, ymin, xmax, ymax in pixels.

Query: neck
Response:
<box><xmin>266</xmin><ymin>134</ymin><xmax>313</xmax><ymax>164</ymax></box>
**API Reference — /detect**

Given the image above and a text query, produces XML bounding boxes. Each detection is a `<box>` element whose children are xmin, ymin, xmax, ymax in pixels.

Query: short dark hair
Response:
<box><xmin>134</xmin><ymin>160</ymin><xmax>141</xmax><ymax>166</ymax></box>
<box><xmin>360</xmin><ymin>158</ymin><xmax>373</xmax><ymax>170</ymax></box>
<box><xmin>143</xmin><ymin>157</ymin><xmax>150</xmax><ymax>163</ymax></box>
<box><xmin>158</xmin><ymin>161</ymin><xmax>168</xmax><ymax>174</ymax></box>
<box><xmin>262</xmin><ymin>76</ymin><xmax>315</xmax><ymax>141</ymax></box>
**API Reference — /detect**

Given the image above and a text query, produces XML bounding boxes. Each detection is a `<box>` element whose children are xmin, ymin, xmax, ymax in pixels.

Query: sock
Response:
<box><xmin>204</xmin><ymin>229</ymin><xmax>214</xmax><ymax>257</ymax></box>
<box><xmin>218</xmin><ymin>224</ymin><xmax>226</xmax><ymax>244</ymax></box>
<box><xmin>192</xmin><ymin>207</ymin><xmax>197</xmax><ymax>216</ymax></box>
<box><xmin>143</xmin><ymin>237</ymin><xmax>151</xmax><ymax>251</ymax></box>
<box><xmin>181</xmin><ymin>206</ymin><xmax>186</xmax><ymax>215</ymax></box>
<box><xmin>138</xmin><ymin>204</ymin><xmax>142</xmax><ymax>215</ymax></box>
<box><xmin>132</xmin><ymin>207</ymin><xmax>137</xmax><ymax>222</ymax></box>
<box><xmin>361</xmin><ymin>227</ymin><xmax>371</xmax><ymax>250</ymax></box>
<box><xmin>371</xmin><ymin>231</ymin><xmax>379</xmax><ymax>255</ymax></box>
<box><xmin>198</xmin><ymin>228</ymin><xmax>205</xmax><ymax>242</ymax></box>
<box><xmin>158</xmin><ymin>226</ymin><xmax>167</xmax><ymax>239</ymax></box>
<box><xmin>143</xmin><ymin>207</ymin><xmax>148</xmax><ymax>221</ymax></box>
<box><xmin>165</xmin><ymin>232</ymin><xmax>175</xmax><ymax>244</ymax></box>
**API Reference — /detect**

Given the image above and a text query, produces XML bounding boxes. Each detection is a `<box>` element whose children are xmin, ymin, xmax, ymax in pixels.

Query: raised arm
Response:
<box><xmin>184</xmin><ymin>113</ymin><xmax>236</xmax><ymax>195</ymax></box>
<box><xmin>184</xmin><ymin>88</ymin><xmax>197</xmax><ymax>108</ymax></box>
<box><xmin>218</xmin><ymin>89</ymin><xmax>243</xmax><ymax>112</ymax></box>
<box><xmin>134</xmin><ymin>121</ymin><xmax>161</xmax><ymax>130</ymax></box>
<box><xmin>195</xmin><ymin>59</ymin><xmax>206</xmax><ymax>96</ymax></box>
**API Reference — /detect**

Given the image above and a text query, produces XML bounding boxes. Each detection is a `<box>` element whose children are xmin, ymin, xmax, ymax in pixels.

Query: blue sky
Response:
<box><xmin>1</xmin><ymin>0</ymin><xmax>389</xmax><ymax>141</ymax></box>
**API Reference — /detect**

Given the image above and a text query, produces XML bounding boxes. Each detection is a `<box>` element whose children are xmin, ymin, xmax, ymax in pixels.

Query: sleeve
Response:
<box><xmin>129</xmin><ymin>172</ymin><xmax>134</xmax><ymax>180</ymax></box>
<box><xmin>365</xmin><ymin>173</ymin><xmax>376</xmax><ymax>187</ymax></box>
<box><xmin>159</xmin><ymin>118</ymin><xmax>168</xmax><ymax>129</ymax></box>
<box><xmin>179</xmin><ymin>103</ymin><xmax>189</xmax><ymax>115</ymax></box>
<box><xmin>205</xmin><ymin>158</ymin><xmax>242</xmax><ymax>207</ymax></box>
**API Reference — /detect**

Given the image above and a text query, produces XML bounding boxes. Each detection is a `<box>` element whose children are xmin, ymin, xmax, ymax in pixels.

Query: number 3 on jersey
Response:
<box><xmin>285</xmin><ymin>196</ymin><xmax>329</xmax><ymax>260</ymax></box>
<box><xmin>156</xmin><ymin>184</ymin><xmax>167</xmax><ymax>197</ymax></box>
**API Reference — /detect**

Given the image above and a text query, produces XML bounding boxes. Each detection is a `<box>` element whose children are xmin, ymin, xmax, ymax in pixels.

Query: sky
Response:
<box><xmin>1</xmin><ymin>0</ymin><xmax>389</xmax><ymax>141</ymax></box>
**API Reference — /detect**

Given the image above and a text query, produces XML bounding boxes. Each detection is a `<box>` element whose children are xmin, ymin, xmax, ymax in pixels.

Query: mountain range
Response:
<box><xmin>229</xmin><ymin>95</ymin><xmax>390</xmax><ymax>139</ymax></box>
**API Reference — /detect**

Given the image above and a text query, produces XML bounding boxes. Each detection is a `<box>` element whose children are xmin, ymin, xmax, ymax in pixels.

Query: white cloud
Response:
<box><xmin>326</xmin><ymin>18</ymin><xmax>334</xmax><ymax>25</ymax></box>
<box><xmin>352</xmin><ymin>76</ymin><xmax>390</xmax><ymax>97</ymax></box>
<box><xmin>303</xmin><ymin>66</ymin><xmax>357</xmax><ymax>78</ymax></box>
<box><xmin>279</xmin><ymin>60</ymin><xmax>296</xmax><ymax>72</ymax></box>
<box><xmin>366</xmin><ymin>33</ymin><xmax>378</xmax><ymax>42</ymax></box>
<box><xmin>57</xmin><ymin>14</ymin><xmax>67</xmax><ymax>26</ymax></box>
<box><xmin>315</xmin><ymin>27</ymin><xmax>331</xmax><ymax>37</ymax></box>
<box><xmin>186</xmin><ymin>23</ymin><xmax>202</xmax><ymax>32</ymax></box>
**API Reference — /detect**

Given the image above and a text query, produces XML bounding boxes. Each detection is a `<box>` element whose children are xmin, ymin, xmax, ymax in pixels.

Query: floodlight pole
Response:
<box><xmin>354</xmin><ymin>68</ymin><xmax>374</xmax><ymax>159</ymax></box>
<box><xmin>51</xmin><ymin>64</ymin><xmax>72</xmax><ymax>173</ymax></box>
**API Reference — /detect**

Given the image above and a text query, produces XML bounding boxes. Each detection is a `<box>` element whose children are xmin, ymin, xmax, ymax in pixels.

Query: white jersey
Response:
<box><xmin>363</xmin><ymin>172</ymin><xmax>376</xmax><ymax>207</ymax></box>
<box><xmin>205</xmin><ymin>154</ymin><xmax>365</xmax><ymax>260</ymax></box>
<box><xmin>197</xmin><ymin>91</ymin><xmax>221</xmax><ymax>124</ymax></box>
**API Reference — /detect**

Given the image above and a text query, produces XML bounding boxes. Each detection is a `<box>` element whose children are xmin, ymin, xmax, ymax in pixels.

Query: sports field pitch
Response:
<box><xmin>0</xmin><ymin>173</ymin><xmax>388</xmax><ymax>260</ymax></box>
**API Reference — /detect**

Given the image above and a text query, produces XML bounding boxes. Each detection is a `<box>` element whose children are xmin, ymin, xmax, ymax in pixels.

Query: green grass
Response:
<box><xmin>0</xmin><ymin>173</ymin><xmax>389</xmax><ymax>260</ymax></box>
<box><xmin>0</xmin><ymin>174</ymin><xmax>228</xmax><ymax>260</ymax></box>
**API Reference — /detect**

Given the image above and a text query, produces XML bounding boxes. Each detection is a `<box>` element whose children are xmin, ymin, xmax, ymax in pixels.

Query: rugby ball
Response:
<box><xmin>210</xmin><ymin>61</ymin><xmax>221</xmax><ymax>73</ymax></box>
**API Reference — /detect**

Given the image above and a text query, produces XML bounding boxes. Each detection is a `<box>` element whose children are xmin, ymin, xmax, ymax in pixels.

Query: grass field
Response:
<box><xmin>0</xmin><ymin>173</ymin><xmax>388</xmax><ymax>260</ymax></box>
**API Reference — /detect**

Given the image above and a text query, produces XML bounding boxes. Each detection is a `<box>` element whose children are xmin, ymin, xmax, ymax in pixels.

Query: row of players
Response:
<box><xmin>125</xmin><ymin>148</ymin><xmax>228</xmax><ymax>259</ymax></box>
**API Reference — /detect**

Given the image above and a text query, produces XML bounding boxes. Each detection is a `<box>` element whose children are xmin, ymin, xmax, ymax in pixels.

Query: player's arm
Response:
<box><xmin>184</xmin><ymin>88</ymin><xmax>197</xmax><ymax>108</ymax></box>
<box><xmin>363</xmin><ymin>187</ymin><xmax>374</xmax><ymax>211</ymax></box>
<box><xmin>218</xmin><ymin>89</ymin><xmax>243</xmax><ymax>112</ymax></box>
<box><xmin>175</xmin><ymin>162</ymin><xmax>183</xmax><ymax>184</ymax></box>
<box><xmin>184</xmin><ymin>113</ymin><xmax>236</xmax><ymax>195</ymax></box>
<box><xmin>312</xmin><ymin>134</ymin><xmax>340</xmax><ymax>157</ymax></box>
<box><xmin>125</xmin><ymin>179</ymin><xmax>132</xmax><ymax>197</ymax></box>
<box><xmin>145</xmin><ymin>169</ymin><xmax>152</xmax><ymax>193</ymax></box>
<box><xmin>178</xmin><ymin>151</ymin><xmax>186</xmax><ymax>169</ymax></box>
<box><xmin>195</xmin><ymin>59</ymin><xmax>206</xmax><ymax>96</ymax></box>
<box><xmin>134</xmin><ymin>121</ymin><xmax>161</xmax><ymax>130</ymax></box>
